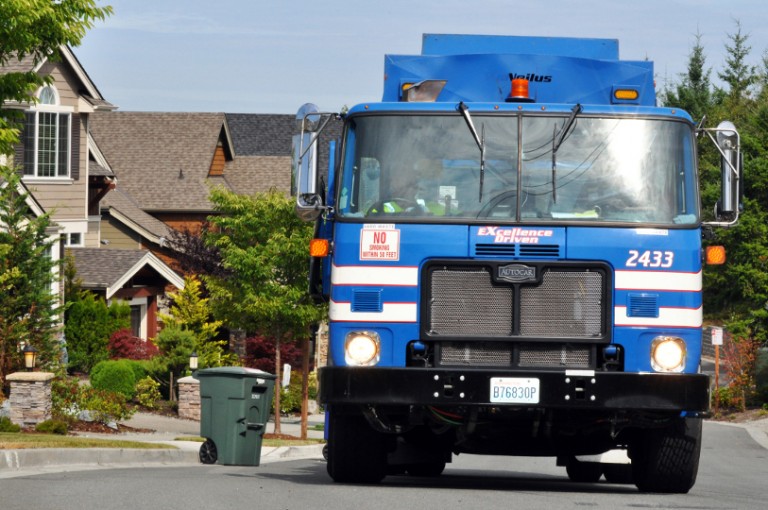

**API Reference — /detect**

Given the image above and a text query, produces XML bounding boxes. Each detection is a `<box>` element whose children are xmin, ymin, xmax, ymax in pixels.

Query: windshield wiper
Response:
<box><xmin>551</xmin><ymin>104</ymin><xmax>582</xmax><ymax>203</ymax></box>
<box><xmin>458</xmin><ymin>102</ymin><xmax>486</xmax><ymax>201</ymax></box>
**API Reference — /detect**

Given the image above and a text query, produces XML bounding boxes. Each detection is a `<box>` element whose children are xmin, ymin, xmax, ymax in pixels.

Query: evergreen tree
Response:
<box><xmin>718</xmin><ymin>21</ymin><xmax>757</xmax><ymax>102</ymax></box>
<box><xmin>64</xmin><ymin>289</ymin><xmax>130</xmax><ymax>373</ymax></box>
<box><xmin>661</xmin><ymin>32</ymin><xmax>713</xmax><ymax>121</ymax></box>
<box><xmin>0</xmin><ymin>166</ymin><xmax>61</xmax><ymax>382</ymax></box>
<box><xmin>158</xmin><ymin>275</ymin><xmax>237</xmax><ymax>369</ymax></box>
<box><xmin>700</xmin><ymin>23</ymin><xmax>768</xmax><ymax>351</ymax></box>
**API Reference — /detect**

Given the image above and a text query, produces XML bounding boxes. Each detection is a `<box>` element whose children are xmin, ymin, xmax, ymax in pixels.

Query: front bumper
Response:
<box><xmin>319</xmin><ymin>367</ymin><xmax>710</xmax><ymax>413</ymax></box>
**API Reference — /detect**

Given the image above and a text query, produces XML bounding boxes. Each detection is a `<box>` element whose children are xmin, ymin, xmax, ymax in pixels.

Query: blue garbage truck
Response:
<box><xmin>292</xmin><ymin>34</ymin><xmax>742</xmax><ymax>493</ymax></box>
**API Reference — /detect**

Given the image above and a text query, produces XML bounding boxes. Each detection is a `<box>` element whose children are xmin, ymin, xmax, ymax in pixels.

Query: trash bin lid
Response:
<box><xmin>196</xmin><ymin>366</ymin><xmax>276</xmax><ymax>380</ymax></box>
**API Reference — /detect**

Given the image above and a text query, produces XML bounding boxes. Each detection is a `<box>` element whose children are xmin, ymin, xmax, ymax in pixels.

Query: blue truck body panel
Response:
<box><xmin>309</xmin><ymin>35</ymin><xmax>717</xmax><ymax>487</ymax></box>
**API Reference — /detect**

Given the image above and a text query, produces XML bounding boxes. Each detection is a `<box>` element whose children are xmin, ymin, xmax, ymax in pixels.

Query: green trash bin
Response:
<box><xmin>196</xmin><ymin>367</ymin><xmax>276</xmax><ymax>466</ymax></box>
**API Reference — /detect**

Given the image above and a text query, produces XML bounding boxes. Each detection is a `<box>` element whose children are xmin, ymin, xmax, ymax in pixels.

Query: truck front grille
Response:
<box><xmin>426</xmin><ymin>263</ymin><xmax>606</xmax><ymax>340</ymax></box>
<box><xmin>438</xmin><ymin>342</ymin><xmax>593</xmax><ymax>369</ymax></box>
<box><xmin>429</xmin><ymin>267</ymin><xmax>513</xmax><ymax>336</ymax></box>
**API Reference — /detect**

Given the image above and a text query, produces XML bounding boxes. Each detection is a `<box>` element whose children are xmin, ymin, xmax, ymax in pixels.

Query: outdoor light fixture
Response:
<box><xmin>189</xmin><ymin>351</ymin><xmax>199</xmax><ymax>372</ymax></box>
<box><xmin>23</xmin><ymin>344</ymin><xmax>38</xmax><ymax>371</ymax></box>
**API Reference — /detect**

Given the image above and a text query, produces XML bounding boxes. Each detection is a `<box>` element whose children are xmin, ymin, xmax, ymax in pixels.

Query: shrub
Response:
<box><xmin>108</xmin><ymin>328</ymin><xmax>159</xmax><ymax>360</ymax></box>
<box><xmin>52</xmin><ymin>375</ymin><xmax>134</xmax><ymax>424</ymax></box>
<box><xmin>274</xmin><ymin>371</ymin><xmax>318</xmax><ymax>415</ymax></box>
<box><xmin>756</xmin><ymin>348</ymin><xmax>768</xmax><ymax>405</ymax></box>
<box><xmin>134</xmin><ymin>377</ymin><xmax>161</xmax><ymax>409</ymax></box>
<box><xmin>65</xmin><ymin>291</ymin><xmax>130</xmax><ymax>373</ymax></box>
<box><xmin>35</xmin><ymin>419</ymin><xmax>68</xmax><ymax>435</ymax></box>
<box><xmin>51</xmin><ymin>375</ymin><xmax>83</xmax><ymax>421</ymax></box>
<box><xmin>0</xmin><ymin>416</ymin><xmax>20</xmax><ymax>432</ymax></box>
<box><xmin>713</xmin><ymin>386</ymin><xmax>737</xmax><ymax>410</ymax></box>
<box><xmin>81</xmin><ymin>387</ymin><xmax>135</xmax><ymax>423</ymax></box>
<box><xmin>90</xmin><ymin>360</ymin><xmax>136</xmax><ymax>400</ymax></box>
<box><xmin>124</xmin><ymin>359</ymin><xmax>149</xmax><ymax>382</ymax></box>
<box><xmin>243</xmin><ymin>334</ymin><xmax>303</xmax><ymax>374</ymax></box>
<box><xmin>722</xmin><ymin>335</ymin><xmax>760</xmax><ymax>411</ymax></box>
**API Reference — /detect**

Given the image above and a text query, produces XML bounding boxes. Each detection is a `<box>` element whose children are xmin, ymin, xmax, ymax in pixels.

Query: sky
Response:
<box><xmin>74</xmin><ymin>0</ymin><xmax>768</xmax><ymax>115</ymax></box>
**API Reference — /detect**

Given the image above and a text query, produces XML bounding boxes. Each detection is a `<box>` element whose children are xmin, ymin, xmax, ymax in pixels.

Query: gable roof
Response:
<box><xmin>69</xmin><ymin>247</ymin><xmax>184</xmax><ymax>299</ymax></box>
<box><xmin>225</xmin><ymin>114</ymin><xmax>295</xmax><ymax>156</ymax></box>
<box><xmin>0</xmin><ymin>46</ymin><xmax>115</xmax><ymax>111</ymax></box>
<box><xmin>89</xmin><ymin>111</ymin><xmax>235</xmax><ymax>212</ymax></box>
<box><xmin>0</xmin><ymin>177</ymin><xmax>46</xmax><ymax>218</ymax></box>
<box><xmin>101</xmin><ymin>187</ymin><xmax>175</xmax><ymax>244</ymax></box>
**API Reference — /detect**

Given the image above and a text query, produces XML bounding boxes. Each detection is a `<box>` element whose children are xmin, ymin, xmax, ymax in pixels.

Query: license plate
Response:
<box><xmin>490</xmin><ymin>377</ymin><xmax>540</xmax><ymax>404</ymax></box>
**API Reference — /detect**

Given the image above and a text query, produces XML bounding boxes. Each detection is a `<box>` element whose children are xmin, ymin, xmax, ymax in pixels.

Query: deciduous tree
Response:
<box><xmin>204</xmin><ymin>188</ymin><xmax>326</xmax><ymax>433</ymax></box>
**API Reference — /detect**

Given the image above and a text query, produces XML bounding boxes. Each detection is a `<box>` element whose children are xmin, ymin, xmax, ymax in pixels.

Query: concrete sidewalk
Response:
<box><xmin>0</xmin><ymin>412</ymin><xmax>326</xmax><ymax>478</ymax></box>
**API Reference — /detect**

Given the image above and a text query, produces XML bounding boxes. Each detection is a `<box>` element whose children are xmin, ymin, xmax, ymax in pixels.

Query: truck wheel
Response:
<box><xmin>406</xmin><ymin>461</ymin><xmax>446</xmax><ymax>477</ymax></box>
<box><xmin>631</xmin><ymin>417</ymin><xmax>702</xmax><ymax>493</ymax></box>
<box><xmin>602</xmin><ymin>464</ymin><xmax>633</xmax><ymax>484</ymax></box>
<box><xmin>326</xmin><ymin>412</ymin><xmax>387</xmax><ymax>483</ymax></box>
<box><xmin>566</xmin><ymin>457</ymin><xmax>603</xmax><ymax>483</ymax></box>
<box><xmin>199</xmin><ymin>438</ymin><xmax>217</xmax><ymax>465</ymax></box>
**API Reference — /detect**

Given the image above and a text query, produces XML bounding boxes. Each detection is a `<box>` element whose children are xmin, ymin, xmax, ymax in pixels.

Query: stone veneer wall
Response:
<box><xmin>177</xmin><ymin>376</ymin><xmax>200</xmax><ymax>421</ymax></box>
<box><xmin>6</xmin><ymin>372</ymin><xmax>55</xmax><ymax>427</ymax></box>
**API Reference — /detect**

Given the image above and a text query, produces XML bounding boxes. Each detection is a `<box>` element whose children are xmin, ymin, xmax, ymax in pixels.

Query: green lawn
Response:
<box><xmin>0</xmin><ymin>432</ymin><xmax>175</xmax><ymax>450</ymax></box>
<box><xmin>0</xmin><ymin>432</ymin><xmax>325</xmax><ymax>450</ymax></box>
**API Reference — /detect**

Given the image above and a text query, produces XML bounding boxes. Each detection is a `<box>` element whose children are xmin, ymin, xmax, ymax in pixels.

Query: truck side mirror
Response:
<box><xmin>700</xmin><ymin>120</ymin><xmax>742</xmax><ymax>226</ymax></box>
<box><xmin>292</xmin><ymin>103</ymin><xmax>322</xmax><ymax>221</ymax></box>
<box><xmin>715</xmin><ymin>121</ymin><xmax>740</xmax><ymax>219</ymax></box>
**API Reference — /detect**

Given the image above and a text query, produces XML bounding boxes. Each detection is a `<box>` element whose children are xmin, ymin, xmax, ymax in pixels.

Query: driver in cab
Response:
<box><xmin>370</xmin><ymin>160</ymin><xmax>455</xmax><ymax>216</ymax></box>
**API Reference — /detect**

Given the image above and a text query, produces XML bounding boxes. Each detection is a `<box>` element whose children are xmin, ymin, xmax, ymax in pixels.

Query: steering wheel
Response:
<box><xmin>367</xmin><ymin>197</ymin><xmax>420</xmax><ymax>216</ymax></box>
<box><xmin>476</xmin><ymin>191</ymin><xmax>517</xmax><ymax>218</ymax></box>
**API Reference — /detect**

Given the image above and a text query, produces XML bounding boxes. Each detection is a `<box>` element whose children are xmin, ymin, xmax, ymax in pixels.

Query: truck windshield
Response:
<box><xmin>337</xmin><ymin>113</ymin><xmax>698</xmax><ymax>225</ymax></box>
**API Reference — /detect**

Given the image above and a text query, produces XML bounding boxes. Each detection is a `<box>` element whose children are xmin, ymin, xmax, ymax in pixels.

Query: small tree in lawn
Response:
<box><xmin>205</xmin><ymin>188</ymin><xmax>326</xmax><ymax>435</ymax></box>
<box><xmin>159</xmin><ymin>274</ymin><xmax>238</xmax><ymax>369</ymax></box>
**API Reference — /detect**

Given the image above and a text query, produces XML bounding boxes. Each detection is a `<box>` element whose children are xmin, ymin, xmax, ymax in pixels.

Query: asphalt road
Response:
<box><xmin>1</xmin><ymin>420</ymin><xmax>766</xmax><ymax>510</ymax></box>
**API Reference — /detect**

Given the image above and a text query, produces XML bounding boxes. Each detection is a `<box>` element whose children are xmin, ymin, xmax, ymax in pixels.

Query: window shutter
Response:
<box><xmin>22</xmin><ymin>112</ymin><xmax>35</xmax><ymax>175</ymax></box>
<box><xmin>70</xmin><ymin>114</ymin><xmax>80</xmax><ymax>180</ymax></box>
<box><xmin>14</xmin><ymin>134</ymin><xmax>24</xmax><ymax>175</ymax></box>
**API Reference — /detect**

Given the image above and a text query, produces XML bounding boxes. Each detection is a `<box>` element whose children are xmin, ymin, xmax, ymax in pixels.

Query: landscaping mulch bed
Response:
<box><xmin>66</xmin><ymin>420</ymin><xmax>153</xmax><ymax>435</ymax></box>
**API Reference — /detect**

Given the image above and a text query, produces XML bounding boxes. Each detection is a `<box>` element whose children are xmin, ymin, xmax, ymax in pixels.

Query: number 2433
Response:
<box><xmin>626</xmin><ymin>250</ymin><xmax>674</xmax><ymax>268</ymax></box>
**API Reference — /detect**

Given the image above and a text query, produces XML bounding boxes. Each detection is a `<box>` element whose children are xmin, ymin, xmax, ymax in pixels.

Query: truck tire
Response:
<box><xmin>631</xmin><ymin>417</ymin><xmax>702</xmax><ymax>493</ymax></box>
<box><xmin>565</xmin><ymin>457</ymin><xmax>603</xmax><ymax>483</ymax></box>
<box><xmin>326</xmin><ymin>411</ymin><xmax>387</xmax><ymax>483</ymax></box>
<box><xmin>602</xmin><ymin>464</ymin><xmax>633</xmax><ymax>484</ymax></box>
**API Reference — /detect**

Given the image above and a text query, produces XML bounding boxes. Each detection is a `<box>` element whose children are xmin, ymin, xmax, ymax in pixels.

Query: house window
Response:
<box><xmin>62</xmin><ymin>232</ymin><xmax>83</xmax><ymax>247</ymax></box>
<box><xmin>22</xmin><ymin>86</ymin><xmax>71</xmax><ymax>179</ymax></box>
<box><xmin>130</xmin><ymin>306</ymin><xmax>143</xmax><ymax>338</ymax></box>
<box><xmin>129</xmin><ymin>297</ymin><xmax>148</xmax><ymax>339</ymax></box>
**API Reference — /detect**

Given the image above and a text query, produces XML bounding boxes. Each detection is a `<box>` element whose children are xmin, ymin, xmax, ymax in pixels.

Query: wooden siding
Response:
<box><xmin>85</xmin><ymin>216</ymin><xmax>101</xmax><ymax>248</ymax></box>
<box><xmin>20</xmin><ymin>62</ymin><xmax>88</xmax><ymax>221</ymax></box>
<box><xmin>209</xmin><ymin>145</ymin><xmax>226</xmax><ymax>176</ymax></box>
<box><xmin>101</xmin><ymin>218</ymin><xmax>142</xmax><ymax>250</ymax></box>
<box><xmin>154</xmin><ymin>212</ymin><xmax>211</xmax><ymax>234</ymax></box>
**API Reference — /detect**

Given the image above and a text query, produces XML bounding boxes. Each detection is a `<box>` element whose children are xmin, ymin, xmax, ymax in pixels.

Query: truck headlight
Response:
<box><xmin>345</xmin><ymin>331</ymin><xmax>380</xmax><ymax>366</ymax></box>
<box><xmin>650</xmin><ymin>336</ymin><xmax>686</xmax><ymax>373</ymax></box>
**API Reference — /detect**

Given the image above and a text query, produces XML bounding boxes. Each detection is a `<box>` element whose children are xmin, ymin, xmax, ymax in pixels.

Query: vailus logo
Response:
<box><xmin>509</xmin><ymin>72</ymin><xmax>552</xmax><ymax>83</ymax></box>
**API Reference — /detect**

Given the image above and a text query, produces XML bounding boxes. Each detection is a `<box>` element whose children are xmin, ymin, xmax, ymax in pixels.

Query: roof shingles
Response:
<box><xmin>90</xmin><ymin>112</ymin><xmax>233</xmax><ymax>212</ymax></box>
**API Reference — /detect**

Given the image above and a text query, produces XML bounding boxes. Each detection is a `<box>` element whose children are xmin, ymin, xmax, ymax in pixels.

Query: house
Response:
<box><xmin>88</xmin><ymin>112</ymin><xmax>301</xmax><ymax>276</ymax></box>
<box><xmin>68</xmin><ymin>248</ymin><xmax>185</xmax><ymax>341</ymax></box>
<box><xmin>1</xmin><ymin>47</ymin><xmax>184</xmax><ymax>341</ymax></box>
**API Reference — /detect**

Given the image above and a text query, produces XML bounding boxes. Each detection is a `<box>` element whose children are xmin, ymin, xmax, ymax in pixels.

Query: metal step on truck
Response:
<box><xmin>292</xmin><ymin>34</ymin><xmax>742</xmax><ymax>493</ymax></box>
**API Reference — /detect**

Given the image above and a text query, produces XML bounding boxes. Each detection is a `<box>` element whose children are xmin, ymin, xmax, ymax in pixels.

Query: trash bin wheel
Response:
<box><xmin>199</xmin><ymin>438</ymin><xmax>218</xmax><ymax>464</ymax></box>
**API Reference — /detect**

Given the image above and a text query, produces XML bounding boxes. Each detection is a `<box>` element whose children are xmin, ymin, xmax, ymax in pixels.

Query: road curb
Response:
<box><xmin>0</xmin><ymin>447</ymin><xmax>198</xmax><ymax>475</ymax></box>
<box><xmin>0</xmin><ymin>442</ymin><xmax>325</xmax><ymax>477</ymax></box>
